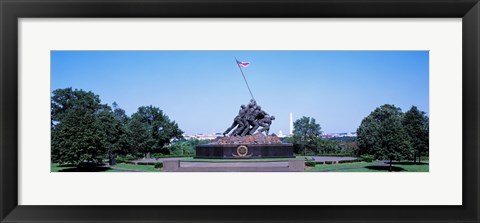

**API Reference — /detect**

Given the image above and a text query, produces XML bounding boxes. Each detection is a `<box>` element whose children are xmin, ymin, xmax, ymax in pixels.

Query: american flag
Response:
<box><xmin>236</xmin><ymin>59</ymin><xmax>250</xmax><ymax>68</ymax></box>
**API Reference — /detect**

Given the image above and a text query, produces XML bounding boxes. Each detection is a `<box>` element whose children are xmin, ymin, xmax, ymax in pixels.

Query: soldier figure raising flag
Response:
<box><xmin>222</xmin><ymin>60</ymin><xmax>275</xmax><ymax>136</ymax></box>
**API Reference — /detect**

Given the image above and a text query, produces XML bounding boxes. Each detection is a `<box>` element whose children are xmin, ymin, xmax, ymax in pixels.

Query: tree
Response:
<box><xmin>51</xmin><ymin>88</ymin><xmax>103</xmax><ymax>122</ymax></box>
<box><xmin>356</xmin><ymin>104</ymin><xmax>412</xmax><ymax>171</ymax></box>
<box><xmin>292</xmin><ymin>116</ymin><xmax>322</xmax><ymax>156</ymax></box>
<box><xmin>127</xmin><ymin>116</ymin><xmax>155</xmax><ymax>158</ymax></box>
<box><xmin>111</xmin><ymin>102</ymin><xmax>131</xmax><ymax>156</ymax></box>
<box><xmin>51</xmin><ymin>88</ymin><xmax>108</xmax><ymax>165</ymax></box>
<box><xmin>403</xmin><ymin>106</ymin><xmax>429</xmax><ymax>163</ymax></box>
<box><xmin>112</xmin><ymin>102</ymin><xmax>129</xmax><ymax>124</ymax></box>
<box><xmin>97</xmin><ymin>108</ymin><xmax>124</xmax><ymax>164</ymax></box>
<box><xmin>281</xmin><ymin>136</ymin><xmax>294</xmax><ymax>144</ymax></box>
<box><xmin>170</xmin><ymin>138</ymin><xmax>211</xmax><ymax>156</ymax></box>
<box><xmin>316</xmin><ymin>138</ymin><xmax>341</xmax><ymax>154</ymax></box>
<box><xmin>129</xmin><ymin>106</ymin><xmax>184</xmax><ymax>157</ymax></box>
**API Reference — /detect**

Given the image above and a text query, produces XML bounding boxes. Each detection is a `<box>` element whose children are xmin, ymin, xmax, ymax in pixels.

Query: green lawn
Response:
<box><xmin>52</xmin><ymin>160</ymin><xmax>428</xmax><ymax>172</ymax></box>
<box><xmin>103</xmin><ymin>169</ymin><xmax>126</xmax><ymax>172</ymax></box>
<box><xmin>111</xmin><ymin>163</ymin><xmax>160</xmax><ymax>172</ymax></box>
<box><xmin>51</xmin><ymin>163</ymin><xmax>75</xmax><ymax>172</ymax></box>
<box><xmin>51</xmin><ymin>163</ymin><xmax>112</xmax><ymax>172</ymax></box>
<box><xmin>306</xmin><ymin>162</ymin><xmax>382</xmax><ymax>171</ymax></box>
<box><xmin>307</xmin><ymin>161</ymin><xmax>429</xmax><ymax>172</ymax></box>
<box><xmin>51</xmin><ymin>163</ymin><xmax>160</xmax><ymax>172</ymax></box>
<box><xmin>387</xmin><ymin>163</ymin><xmax>429</xmax><ymax>172</ymax></box>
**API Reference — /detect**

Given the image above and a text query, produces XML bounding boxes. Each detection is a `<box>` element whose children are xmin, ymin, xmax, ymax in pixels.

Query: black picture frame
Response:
<box><xmin>1</xmin><ymin>0</ymin><xmax>479</xmax><ymax>222</ymax></box>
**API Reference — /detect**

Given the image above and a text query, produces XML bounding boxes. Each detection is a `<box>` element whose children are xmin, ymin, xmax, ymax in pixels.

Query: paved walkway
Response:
<box><xmin>130</xmin><ymin>157</ymin><xmax>183</xmax><ymax>164</ymax></box>
<box><xmin>109</xmin><ymin>167</ymin><xmax>146</xmax><ymax>172</ymax></box>
<box><xmin>129</xmin><ymin>156</ymin><xmax>365</xmax><ymax>172</ymax></box>
<box><xmin>132</xmin><ymin>156</ymin><xmax>358</xmax><ymax>163</ymax></box>
<box><xmin>169</xmin><ymin>160</ymin><xmax>302</xmax><ymax>172</ymax></box>
<box><xmin>179</xmin><ymin>161</ymin><xmax>289</xmax><ymax>168</ymax></box>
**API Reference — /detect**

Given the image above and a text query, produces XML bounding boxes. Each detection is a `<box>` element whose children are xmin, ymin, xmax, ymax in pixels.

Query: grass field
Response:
<box><xmin>306</xmin><ymin>162</ymin><xmax>382</xmax><ymax>171</ymax></box>
<box><xmin>52</xmin><ymin>159</ymin><xmax>428</xmax><ymax>172</ymax></box>
<box><xmin>51</xmin><ymin>163</ymin><xmax>76</xmax><ymax>172</ymax></box>
<box><xmin>112</xmin><ymin>163</ymin><xmax>160</xmax><ymax>172</ymax></box>
<box><xmin>51</xmin><ymin>163</ymin><xmax>160</xmax><ymax>172</ymax></box>
<box><xmin>307</xmin><ymin>161</ymin><xmax>429</xmax><ymax>172</ymax></box>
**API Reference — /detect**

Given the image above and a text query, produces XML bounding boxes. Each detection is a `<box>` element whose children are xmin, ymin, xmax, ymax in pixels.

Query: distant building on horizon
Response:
<box><xmin>183</xmin><ymin>133</ymin><xmax>222</xmax><ymax>140</ymax></box>
<box><xmin>321</xmin><ymin>132</ymin><xmax>357</xmax><ymax>139</ymax></box>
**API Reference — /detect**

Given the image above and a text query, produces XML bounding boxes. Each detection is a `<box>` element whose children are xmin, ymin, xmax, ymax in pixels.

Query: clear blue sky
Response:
<box><xmin>51</xmin><ymin>51</ymin><xmax>429</xmax><ymax>135</ymax></box>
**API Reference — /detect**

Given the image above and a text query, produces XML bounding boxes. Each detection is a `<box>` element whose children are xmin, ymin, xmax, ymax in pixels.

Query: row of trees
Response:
<box><xmin>356</xmin><ymin>104</ymin><xmax>429</xmax><ymax>170</ymax></box>
<box><xmin>51</xmin><ymin>88</ymin><xmax>184</xmax><ymax>165</ymax></box>
<box><xmin>282</xmin><ymin>104</ymin><xmax>429</xmax><ymax>171</ymax></box>
<box><xmin>51</xmin><ymin>87</ymin><xmax>429</xmax><ymax>171</ymax></box>
<box><xmin>283</xmin><ymin>116</ymin><xmax>358</xmax><ymax>156</ymax></box>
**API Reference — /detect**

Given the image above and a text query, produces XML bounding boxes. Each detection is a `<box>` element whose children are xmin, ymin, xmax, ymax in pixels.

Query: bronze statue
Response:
<box><xmin>224</xmin><ymin>100</ymin><xmax>275</xmax><ymax>137</ymax></box>
<box><xmin>258</xmin><ymin>115</ymin><xmax>275</xmax><ymax>135</ymax></box>
<box><xmin>247</xmin><ymin>106</ymin><xmax>269</xmax><ymax>135</ymax></box>
<box><xmin>223</xmin><ymin>105</ymin><xmax>247</xmax><ymax>136</ymax></box>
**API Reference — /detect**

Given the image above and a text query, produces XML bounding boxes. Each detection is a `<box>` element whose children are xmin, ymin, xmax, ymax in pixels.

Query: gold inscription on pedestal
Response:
<box><xmin>232</xmin><ymin>145</ymin><xmax>252</xmax><ymax>158</ymax></box>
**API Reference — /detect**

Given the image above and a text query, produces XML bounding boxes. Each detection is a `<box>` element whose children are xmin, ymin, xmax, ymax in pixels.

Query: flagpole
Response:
<box><xmin>235</xmin><ymin>57</ymin><xmax>255</xmax><ymax>101</ymax></box>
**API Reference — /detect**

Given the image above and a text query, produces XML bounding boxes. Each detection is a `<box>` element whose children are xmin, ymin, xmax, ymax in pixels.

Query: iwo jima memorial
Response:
<box><xmin>163</xmin><ymin>59</ymin><xmax>300</xmax><ymax>171</ymax></box>
<box><xmin>195</xmin><ymin>59</ymin><xmax>294</xmax><ymax>159</ymax></box>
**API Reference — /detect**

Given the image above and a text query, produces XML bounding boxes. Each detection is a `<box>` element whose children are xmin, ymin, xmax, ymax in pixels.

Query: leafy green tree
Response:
<box><xmin>51</xmin><ymin>88</ymin><xmax>108</xmax><ymax>165</ymax></box>
<box><xmin>165</xmin><ymin>143</ymin><xmax>184</xmax><ymax>156</ymax></box>
<box><xmin>175</xmin><ymin>138</ymin><xmax>211</xmax><ymax>156</ymax></box>
<box><xmin>111</xmin><ymin>102</ymin><xmax>131</xmax><ymax>156</ymax></box>
<box><xmin>357</xmin><ymin>104</ymin><xmax>412</xmax><ymax>171</ymax></box>
<box><xmin>281</xmin><ymin>136</ymin><xmax>294</xmax><ymax>144</ymax></box>
<box><xmin>292</xmin><ymin>116</ymin><xmax>323</xmax><ymax>156</ymax></box>
<box><xmin>51</xmin><ymin>88</ymin><xmax>103</xmax><ymax>122</ymax></box>
<box><xmin>129</xmin><ymin>106</ymin><xmax>184</xmax><ymax>156</ymax></box>
<box><xmin>97</xmin><ymin>108</ymin><xmax>124</xmax><ymax>164</ymax></box>
<box><xmin>334</xmin><ymin>138</ymin><xmax>358</xmax><ymax>156</ymax></box>
<box><xmin>403</xmin><ymin>106</ymin><xmax>429</xmax><ymax>163</ymax></box>
<box><xmin>127</xmin><ymin>115</ymin><xmax>155</xmax><ymax>158</ymax></box>
<box><xmin>316</xmin><ymin>138</ymin><xmax>342</xmax><ymax>154</ymax></box>
<box><xmin>112</xmin><ymin>102</ymin><xmax>129</xmax><ymax>124</ymax></box>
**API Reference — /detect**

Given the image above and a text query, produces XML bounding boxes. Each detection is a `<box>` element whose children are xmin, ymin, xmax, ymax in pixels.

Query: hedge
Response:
<box><xmin>338</xmin><ymin>159</ymin><xmax>361</xmax><ymax>164</ymax></box>
<box><xmin>360</xmin><ymin>155</ymin><xmax>374</xmax><ymax>162</ymax></box>
<box><xmin>154</xmin><ymin>162</ymin><xmax>163</xmax><ymax>168</ymax></box>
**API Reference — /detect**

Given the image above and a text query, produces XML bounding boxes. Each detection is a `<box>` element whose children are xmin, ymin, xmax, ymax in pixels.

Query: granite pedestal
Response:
<box><xmin>195</xmin><ymin>143</ymin><xmax>294</xmax><ymax>159</ymax></box>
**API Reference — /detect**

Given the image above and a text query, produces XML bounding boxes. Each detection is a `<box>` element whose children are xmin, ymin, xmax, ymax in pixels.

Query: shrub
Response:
<box><xmin>152</xmin><ymin>153</ymin><xmax>164</xmax><ymax>160</ymax></box>
<box><xmin>115</xmin><ymin>156</ymin><xmax>126</xmax><ymax>164</ymax></box>
<box><xmin>152</xmin><ymin>153</ymin><xmax>191</xmax><ymax>159</ymax></box>
<box><xmin>360</xmin><ymin>155</ymin><xmax>374</xmax><ymax>162</ymax></box>
<box><xmin>115</xmin><ymin>154</ymin><xmax>137</xmax><ymax>164</ymax></box>
<box><xmin>419</xmin><ymin>156</ymin><xmax>429</xmax><ymax>161</ymax></box>
<box><xmin>338</xmin><ymin>159</ymin><xmax>361</xmax><ymax>164</ymax></box>
<box><xmin>154</xmin><ymin>162</ymin><xmax>163</xmax><ymax>169</ymax></box>
<box><xmin>305</xmin><ymin>161</ymin><xmax>316</xmax><ymax>167</ymax></box>
<box><xmin>135</xmin><ymin>162</ymin><xmax>155</xmax><ymax>165</ymax></box>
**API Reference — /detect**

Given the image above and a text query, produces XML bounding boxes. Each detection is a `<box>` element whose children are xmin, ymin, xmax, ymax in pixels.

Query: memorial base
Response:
<box><xmin>195</xmin><ymin>143</ymin><xmax>294</xmax><ymax>159</ymax></box>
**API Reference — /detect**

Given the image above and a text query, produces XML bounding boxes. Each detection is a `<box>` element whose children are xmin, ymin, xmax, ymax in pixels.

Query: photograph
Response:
<box><xmin>2</xmin><ymin>0</ymin><xmax>478</xmax><ymax>221</ymax></box>
<box><xmin>50</xmin><ymin>50</ymin><xmax>429</xmax><ymax>172</ymax></box>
